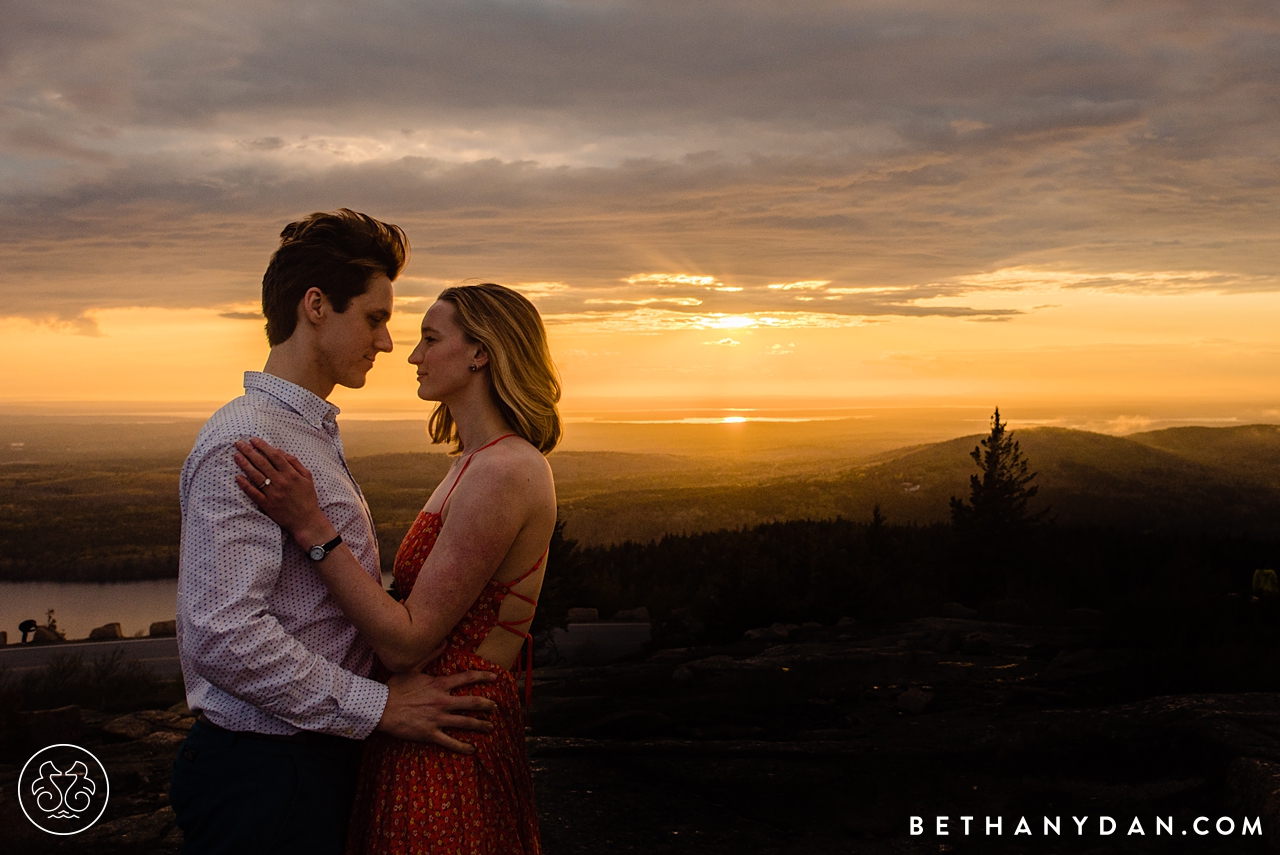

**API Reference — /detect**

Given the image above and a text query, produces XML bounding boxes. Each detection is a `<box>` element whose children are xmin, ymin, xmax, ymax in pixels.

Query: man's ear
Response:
<box><xmin>300</xmin><ymin>287</ymin><xmax>326</xmax><ymax>327</ymax></box>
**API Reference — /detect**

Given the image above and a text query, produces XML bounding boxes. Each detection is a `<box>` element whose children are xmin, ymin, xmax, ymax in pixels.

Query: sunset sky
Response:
<box><xmin>2</xmin><ymin>1</ymin><xmax>1278</xmax><ymax>419</ymax></box>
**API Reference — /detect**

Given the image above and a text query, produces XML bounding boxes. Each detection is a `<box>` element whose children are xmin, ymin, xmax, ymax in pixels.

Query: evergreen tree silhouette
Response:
<box><xmin>950</xmin><ymin>407</ymin><xmax>1046</xmax><ymax>535</ymax></box>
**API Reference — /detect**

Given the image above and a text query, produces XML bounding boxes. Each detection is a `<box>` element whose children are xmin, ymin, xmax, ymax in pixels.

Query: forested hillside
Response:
<box><xmin>4</xmin><ymin>423</ymin><xmax>1279</xmax><ymax>581</ymax></box>
<box><xmin>558</xmin><ymin>425</ymin><xmax>1280</xmax><ymax>545</ymax></box>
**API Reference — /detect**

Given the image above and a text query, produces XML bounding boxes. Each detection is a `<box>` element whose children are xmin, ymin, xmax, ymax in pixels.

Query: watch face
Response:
<box><xmin>309</xmin><ymin>545</ymin><xmax>326</xmax><ymax>561</ymax></box>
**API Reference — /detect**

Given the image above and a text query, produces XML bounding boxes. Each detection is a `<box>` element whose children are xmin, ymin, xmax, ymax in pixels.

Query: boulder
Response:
<box><xmin>89</xmin><ymin>622</ymin><xmax>124</xmax><ymax>640</ymax></box>
<box><xmin>141</xmin><ymin>729</ymin><xmax>189</xmax><ymax>746</ymax></box>
<box><xmin>1061</xmin><ymin>607</ymin><xmax>1104</xmax><ymax>625</ymax></box>
<box><xmin>0</xmin><ymin>630</ymin><xmax>7</xmax><ymax>646</ymax></box>
<box><xmin>960</xmin><ymin>632</ymin><xmax>992</xmax><ymax>655</ymax></box>
<box><xmin>610</xmin><ymin>607</ymin><xmax>650</xmax><ymax>622</ymax></box>
<box><xmin>661</xmin><ymin>607</ymin><xmax>705</xmax><ymax>646</ymax></box>
<box><xmin>134</xmin><ymin>709</ymin><xmax>182</xmax><ymax>727</ymax></box>
<box><xmin>566</xmin><ymin>608</ymin><xmax>599</xmax><ymax>623</ymax></box>
<box><xmin>744</xmin><ymin>622</ymin><xmax>790</xmax><ymax>641</ymax></box>
<box><xmin>1225</xmin><ymin>757</ymin><xmax>1280</xmax><ymax>852</ymax></box>
<box><xmin>103</xmin><ymin>713</ymin><xmax>153</xmax><ymax>741</ymax></box>
<box><xmin>533</xmin><ymin>631</ymin><xmax>562</xmax><ymax>667</ymax></box>
<box><xmin>896</xmin><ymin>688</ymin><xmax>934</xmax><ymax>715</ymax></box>
<box><xmin>134</xmin><ymin>709</ymin><xmax>194</xmax><ymax>732</ymax></box>
<box><xmin>934</xmin><ymin>629</ymin><xmax>962</xmax><ymax>654</ymax></box>
<box><xmin>149</xmin><ymin>619</ymin><xmax>177</xmax><ymax>637</ymax></box>
<box><xmin>168</xmin><ymin>699</ymin><xmax>192</xmax><ymax>716</ymax></box>
<box><xmin>19</xmin><ymin>705</ymin><xmax>82</xmax><ymax>744</ymax></box>
<box><xmin>29</xmin><ymin>624</ymin><xmax>64</xmax><ymax>643</ymax></box>
<box><xmin>937</xmin><ymin>602</ymin><xmax>978</xmax><ymax>619</ymax></box>
<box><xmin>81</xmin><ymin>806</ymin><xmax>177</xmax><ymax>849</ymax></box>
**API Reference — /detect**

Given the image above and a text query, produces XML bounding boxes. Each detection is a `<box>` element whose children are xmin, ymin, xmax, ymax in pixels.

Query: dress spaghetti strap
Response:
<box><xmin>438</xmin><ymin>433</ymin><xmax>518</xmax><ymax>510</ymax></box>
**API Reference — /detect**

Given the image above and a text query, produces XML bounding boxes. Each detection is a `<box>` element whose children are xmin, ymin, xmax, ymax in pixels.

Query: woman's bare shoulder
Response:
<box><xmin>461</xmin><ymin>436</ymin><xmax>554</xmax><ymax>494</ymax></box>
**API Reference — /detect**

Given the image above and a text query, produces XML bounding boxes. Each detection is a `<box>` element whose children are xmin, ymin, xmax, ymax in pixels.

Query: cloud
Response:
<box><xmin>767</xmin><ymin>281</ymin><xmax>831</xmax><ymax>291</ymax></box>
<box><xmin>237</xmin><ymin>137</ymin><xmax>286</xmax><ymax>152</ymax></box>
<box><xmin>0</xmin><ymin>0</ymin><xmax>1277</xmax><ymax>324</ymax></box>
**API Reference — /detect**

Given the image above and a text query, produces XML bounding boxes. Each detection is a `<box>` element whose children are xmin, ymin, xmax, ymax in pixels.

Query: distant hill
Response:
<box><xmin>5</xmin><ymin>422</ymin><xmax>1279</xmax><ymax>579</ymax></box>
<box><xmin>558</xmin><ymin>425</ymin><xmax>1280</xmax><ymax>545</ymax></box>
<box><xmin>1127</xmin><ymin>424</ymin><xmax>1280</xmax><ymax>485</ymax></box>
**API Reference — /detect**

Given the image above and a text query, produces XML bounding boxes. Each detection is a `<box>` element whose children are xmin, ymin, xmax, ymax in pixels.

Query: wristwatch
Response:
<box><xmin>308</xmin><ymin>535</ymin><xmax>343</xmax><ymax>561</ymax></box>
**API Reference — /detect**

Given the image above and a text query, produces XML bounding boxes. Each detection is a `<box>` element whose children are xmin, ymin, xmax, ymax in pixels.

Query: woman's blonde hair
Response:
<box><xmin>428</xmin><ymin>283</ymin><xmax>563</xmax><ymax>455</ymax></box>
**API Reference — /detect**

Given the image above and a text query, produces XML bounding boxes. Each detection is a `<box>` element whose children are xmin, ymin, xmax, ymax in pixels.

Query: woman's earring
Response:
<box><xmin>469</xmin><ymin>364</ymin><xmax>478</xmax><ymax>372</ymax></box>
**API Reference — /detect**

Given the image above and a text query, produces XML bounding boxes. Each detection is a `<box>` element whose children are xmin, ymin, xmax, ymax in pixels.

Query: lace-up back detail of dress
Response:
<box><xmin>350</xmin><ymin>432</ymin><xmax>546</xmax><ymax>855</ymax></box>
<box><xmin>391</xmin><ymin>434</ymin><xmax>544</xmax><ymax>670</ymax></box>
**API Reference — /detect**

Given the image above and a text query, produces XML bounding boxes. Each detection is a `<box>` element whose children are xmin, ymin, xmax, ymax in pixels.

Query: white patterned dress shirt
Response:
<box><xmin>177</xmin><ymin>371</ymin><xmax>389</xmax><ymax>738</ymax></box>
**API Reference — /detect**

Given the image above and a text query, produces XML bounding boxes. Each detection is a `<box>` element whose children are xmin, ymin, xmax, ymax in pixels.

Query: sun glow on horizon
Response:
<box><xmin>3</xmin><ymin>267</ymin><xmax>1280</xmax><ymax>413</ymax></box>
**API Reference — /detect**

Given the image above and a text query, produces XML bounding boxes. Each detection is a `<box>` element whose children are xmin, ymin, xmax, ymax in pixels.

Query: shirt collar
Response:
<box><xmin>244</xmin><ymin>371</ymin><xmax>341</xmax><ymax>430</ymax></box>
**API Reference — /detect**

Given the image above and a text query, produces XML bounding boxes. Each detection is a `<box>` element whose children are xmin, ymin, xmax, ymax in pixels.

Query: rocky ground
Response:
<box><xmin>4</xmin><ymin>615</ymin><xmax>1280</xmax><ymax>853</ymax></box>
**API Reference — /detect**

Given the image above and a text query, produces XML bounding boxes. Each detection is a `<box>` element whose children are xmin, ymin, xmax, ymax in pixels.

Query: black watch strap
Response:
<box><xmin>308</xmin><ymin>535</ymin><xmax>343</xmax><ymax>561</ymax></box>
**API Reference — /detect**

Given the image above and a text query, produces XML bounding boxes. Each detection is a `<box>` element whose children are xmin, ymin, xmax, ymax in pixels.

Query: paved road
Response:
<box><xmin>0</xmin><ymin>636</ymin><xmax>181</xmax><ymax>678</ymax></box>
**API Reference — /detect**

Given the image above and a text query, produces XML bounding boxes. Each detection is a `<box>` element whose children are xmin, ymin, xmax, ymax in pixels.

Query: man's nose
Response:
<box><xmin>375</xmin><ymin>325</ymin><xmax>393</xmax><ymax>352</ymax></box>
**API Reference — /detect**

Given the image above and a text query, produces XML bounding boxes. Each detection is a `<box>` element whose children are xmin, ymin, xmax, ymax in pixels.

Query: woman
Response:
<box><xmin>232</xmin><ymin>283</ymin><xmax>560</xmax><ymax>854</ymax></box>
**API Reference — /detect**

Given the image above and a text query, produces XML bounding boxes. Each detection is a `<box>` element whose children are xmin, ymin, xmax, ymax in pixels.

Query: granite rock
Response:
<box><xmin>18</xmin><ymin>704</ymin><xmax>82</xmax><ymax>744</ymax></box>
<box><xmin>149</xmin><ymin>619</ymin><xmax>177</xmax><ymax>637</ymax></box>
<box><xmin>896</xmin><ymin>688</ymin><xmax>934</xmax><ymax>715</ymax></box>
<box><xmin>103</xmin><ymin>713</ymin><xmax>153</xmax><ymax>741</ymax></box>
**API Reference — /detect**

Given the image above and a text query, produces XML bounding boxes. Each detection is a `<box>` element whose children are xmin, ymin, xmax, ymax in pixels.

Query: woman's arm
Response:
<box><xmin>233</xmin><ymin>437</ymin><xmax>535</xmax><ymax>673</ymax></box>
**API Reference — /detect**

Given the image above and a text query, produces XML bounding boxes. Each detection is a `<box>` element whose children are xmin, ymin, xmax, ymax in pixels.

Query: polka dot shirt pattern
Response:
<box><xmin>176</xmin><ymin>371</ymin><xmax>389</xmax><ymax>738</ymax></box>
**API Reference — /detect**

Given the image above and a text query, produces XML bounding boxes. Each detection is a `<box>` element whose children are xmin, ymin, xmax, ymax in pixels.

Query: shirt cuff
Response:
<box><xmin>335</xmin><ymin>675</ymin><xmax>390</xmax><ymax>740</ymax></box>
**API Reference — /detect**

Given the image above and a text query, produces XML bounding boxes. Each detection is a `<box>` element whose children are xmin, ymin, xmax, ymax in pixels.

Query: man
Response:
<box><xmin>170</xmin><ymin>210</ymin><xmax>496</xmax><ymax>854</ymax></box>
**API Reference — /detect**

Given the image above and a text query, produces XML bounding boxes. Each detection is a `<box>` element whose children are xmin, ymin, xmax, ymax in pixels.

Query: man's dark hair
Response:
<box><xmin>262</xmin><ymin>209</ymin><xmax>409</xmax><ymax>346</ymax></box>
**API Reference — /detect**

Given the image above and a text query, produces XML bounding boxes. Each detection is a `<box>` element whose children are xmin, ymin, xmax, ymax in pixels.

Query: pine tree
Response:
<box><xmin>950</xmin><ymin>407</ymin><xmax>1046</xmax><ymax>535</ymax></box>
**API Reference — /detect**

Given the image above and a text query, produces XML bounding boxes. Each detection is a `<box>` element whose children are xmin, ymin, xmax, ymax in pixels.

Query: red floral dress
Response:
<box><xmin>346</xmin><ymin>439</ymin><xmax>543</xmax><ymax>855</ymax></box>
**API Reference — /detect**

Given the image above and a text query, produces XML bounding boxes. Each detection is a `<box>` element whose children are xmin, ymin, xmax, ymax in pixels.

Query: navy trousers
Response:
<box><xmin>169</xmin><ymin>719</ymin><xmax>363</xmax><ymax>855</ymax></box>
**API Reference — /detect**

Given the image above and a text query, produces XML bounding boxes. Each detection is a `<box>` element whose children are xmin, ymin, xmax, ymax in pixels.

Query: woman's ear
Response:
<box><xmin>471</xmin><ymin>344</ymin><xmax>490</xmax><ymax>370</ymax></box>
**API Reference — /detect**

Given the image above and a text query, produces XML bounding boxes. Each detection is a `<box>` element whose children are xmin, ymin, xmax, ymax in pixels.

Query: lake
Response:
<box><xmin>0</xmin><ymin>575</ymin><xmax>395</xmax><ymax>643</ymax></box>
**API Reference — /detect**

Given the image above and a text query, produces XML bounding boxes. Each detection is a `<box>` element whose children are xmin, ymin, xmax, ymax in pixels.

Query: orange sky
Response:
<box><xmin>2</xmin><ymin>3</ymin><xmax>1278</xmax><ymax>416</ymax></box>
<box><xmin>3</xmin><ymin>276</ymin><xmax>1278</xmax><ymax>416</ymax></box>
